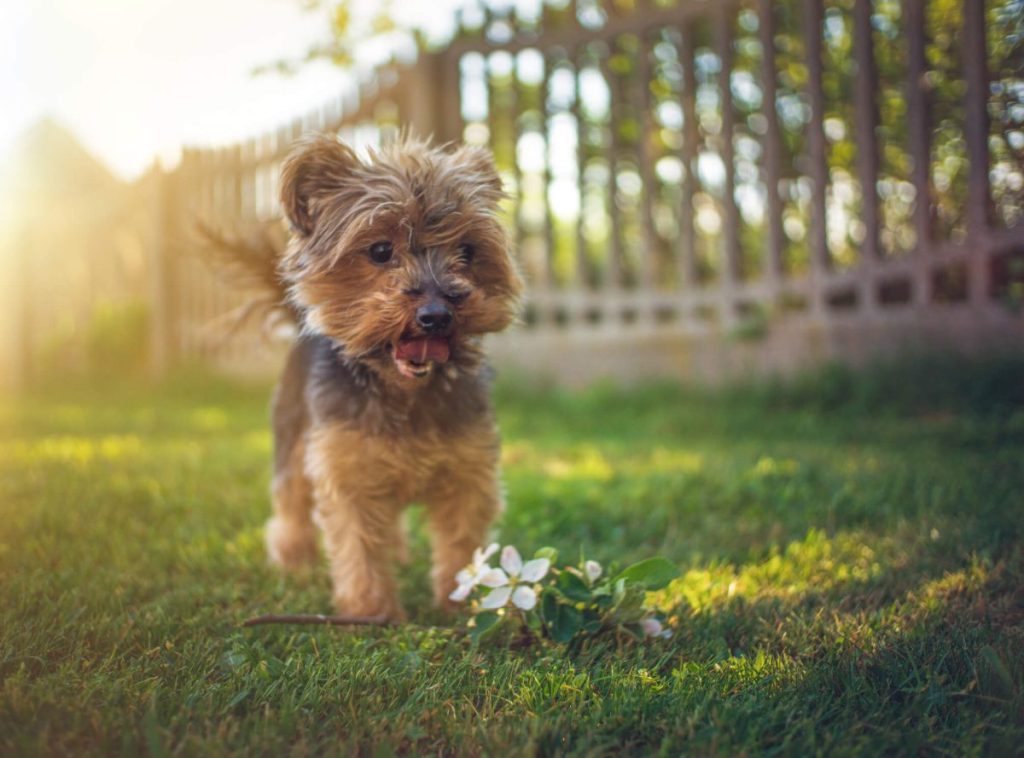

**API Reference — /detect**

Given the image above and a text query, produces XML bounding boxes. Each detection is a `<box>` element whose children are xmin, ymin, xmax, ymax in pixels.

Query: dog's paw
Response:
<box><xmin>265</xmin><ymin>516</ymin><xmax>318</xmax><ymax>572</ymax></box>
<box><xmin>433</xmin><ymin>596</ymin><xmax>463</xmax><ymax>616</ymax></box>
<box><xmin>332</xmin><ymin>593</ymin><xmax>407</xmax><ymax>624</ymax></box>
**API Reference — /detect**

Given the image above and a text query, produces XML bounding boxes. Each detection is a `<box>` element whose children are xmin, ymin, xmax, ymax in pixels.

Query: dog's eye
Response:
<box><xmin>457</xmin><ymin>244</ymin><xmax>475</xmax><ymax>264</ymax></box>
<box><xmin>368</xmin><ymin>241</ymin><xmax>394</xmax><ymax>265</ymax></box>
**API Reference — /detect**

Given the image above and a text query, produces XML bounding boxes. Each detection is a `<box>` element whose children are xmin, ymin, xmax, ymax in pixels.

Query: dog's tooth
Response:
<box><xmin>418</xmin><ymin>340</ymin><xmax>428</xmax><ymax>363</ymax></box>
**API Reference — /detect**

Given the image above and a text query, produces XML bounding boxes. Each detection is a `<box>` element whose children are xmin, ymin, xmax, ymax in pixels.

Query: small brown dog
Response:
<box><xmin>237</xmin><ymin>135</ymin><xmax>521</xmax><ymax>621</ymax></box>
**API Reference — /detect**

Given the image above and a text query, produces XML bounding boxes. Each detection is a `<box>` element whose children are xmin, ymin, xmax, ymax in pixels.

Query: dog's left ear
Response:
<box><xmin>447</xmin><ymin>144</ymin><xmax>506</xmax><ymax>206</ymax></box>
<box><xmin>280</xmin><ymin>135</ymin><xmax>361</xmax><ymax>236</ymax></box>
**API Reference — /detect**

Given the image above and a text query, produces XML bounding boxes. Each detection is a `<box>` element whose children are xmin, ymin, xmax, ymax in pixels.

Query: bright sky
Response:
<box><xmin>0</xmin><ymin>0</ymin><xmax>410</xmax><ymax>180</ymax></box>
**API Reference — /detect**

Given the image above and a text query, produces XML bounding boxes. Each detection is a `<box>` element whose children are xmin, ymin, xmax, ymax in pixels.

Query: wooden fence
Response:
<box><xmin>149</xmin><ymin>0</ymin><xmax>1024</xmax><ymax>382</ymax></box>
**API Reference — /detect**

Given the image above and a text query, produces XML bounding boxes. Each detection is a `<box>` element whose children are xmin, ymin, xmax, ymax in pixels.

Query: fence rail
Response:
<box><xmin>27</xmin><ymin>0</ymin><xmax>1024</xmax><ymax>385</ymax></box>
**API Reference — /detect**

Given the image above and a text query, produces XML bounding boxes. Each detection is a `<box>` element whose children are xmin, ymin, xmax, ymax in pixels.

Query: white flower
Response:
<box><xmin>448</xmin><ymin>542</ymin><xmax>499</xmax><ymax>602</ymax></box>
<box><xmin>641</xmin><ymin>617</ymin><xmax>673</xmax><ymax>639</ymax></box>
<box><xmin>584</xmin><ymin>560</ymin><xmax>603</xmax><ymax>583</ymax></box>
<box><xmin>479</xmin><ymin>545</ymin><xmax>551</xmax><ymax>611</ymax></box>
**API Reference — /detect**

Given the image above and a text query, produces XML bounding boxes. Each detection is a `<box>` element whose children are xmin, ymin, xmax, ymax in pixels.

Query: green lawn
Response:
<box><xmin>1</xmin><ymin>361</ymin><xmax>1022</xmax><ymax>755</ymax></box>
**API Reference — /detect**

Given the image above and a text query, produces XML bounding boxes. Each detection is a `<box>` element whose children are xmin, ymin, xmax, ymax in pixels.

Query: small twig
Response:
<box><xmin>242</xmin><ymin>613</ymin><xmax>391</xmax><ymax>628</ymax></box>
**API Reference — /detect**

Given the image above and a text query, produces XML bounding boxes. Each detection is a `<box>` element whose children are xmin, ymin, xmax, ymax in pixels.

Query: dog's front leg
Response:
<box><xmin>314</xmin><ymin>489</ymin><xmax>406</xmax><ymax>622</ymax></box>
<box><xmin>426</xmin><ymin>456</ymin><xmax>502</xmax><ymax>612</ymax></box>
<box><xmin>306</xmin><ymin>427</ymin><xmax>406</xmax><ymax>622</ymax></box>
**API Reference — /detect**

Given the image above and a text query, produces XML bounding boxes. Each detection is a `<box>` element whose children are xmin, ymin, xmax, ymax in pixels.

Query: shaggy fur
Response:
<box><xmin>226</xmin><ymin>135</ymin><xmax>521</xmax><ymax>621</ymax></box>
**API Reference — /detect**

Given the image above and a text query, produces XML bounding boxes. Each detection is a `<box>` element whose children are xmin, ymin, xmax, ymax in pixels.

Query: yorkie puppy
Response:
<box><xmin>252</xmin><ymin>135</ymin><xmax>520</xmax><ymax>621</ymax></box>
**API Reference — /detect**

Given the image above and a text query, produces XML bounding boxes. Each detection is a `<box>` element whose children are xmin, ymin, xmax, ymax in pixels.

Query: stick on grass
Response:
<box><xmin>242</xmin><ymin>613</ymin><xmax>391</xmax><ymax>628</ymax></box>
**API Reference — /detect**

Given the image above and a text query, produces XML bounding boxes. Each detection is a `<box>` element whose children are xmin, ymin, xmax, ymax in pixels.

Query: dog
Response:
<box><xmin>221</xmin><ymin>135</ymin><xmax>521</xmax><ymax>621</ymax></box>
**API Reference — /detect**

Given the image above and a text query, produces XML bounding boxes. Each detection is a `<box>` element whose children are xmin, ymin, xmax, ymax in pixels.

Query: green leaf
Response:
<box><xmin>581</xmin><ymin>609</ymin><xmax>603</xmax><ymax>634</ymax></box>
<box><xmin>540</xmin><ymin>589</ymin><xmax>559</xmax><ymax>625</ymax></box>
<box><xmin>469</xmin><ymin>611</ymin><xmax>503</xmax><ymax>644</ymax></box>
<box><xmin>534</xmin><ymin>546</ymin><xmax>558</xmax><ymax>564</ymax></box>
<box><xmin>556</xmin><ymin>570</ymin><xmax>592</xmax><ymax>602</ymax></box>
<box><xmin>615</xmin><ymin>557</ymin><xmax>679</xmax><ymax>590</ymax></box>
<box><xmin>613</xmin><ymin>578</ymin><xmax>627</xmax><ymax>605</ymax></box>
<box><xmin>550</xmin><ymin>604</ymin><xmax>582</xmax><ymax>644</ymax></box>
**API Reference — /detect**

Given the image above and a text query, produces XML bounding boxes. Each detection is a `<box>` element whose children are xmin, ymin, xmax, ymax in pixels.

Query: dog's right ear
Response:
<box><xmin>280</xmin><ymin>135</ymin><xmax>361</xmax><ymax>236</ymax></box>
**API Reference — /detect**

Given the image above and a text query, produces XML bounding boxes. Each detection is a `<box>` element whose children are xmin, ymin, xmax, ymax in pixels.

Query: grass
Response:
<box><xmin>1</xmin><ymin>358</ymin><xmax>1023</xmax><ymax>755</ymax></box>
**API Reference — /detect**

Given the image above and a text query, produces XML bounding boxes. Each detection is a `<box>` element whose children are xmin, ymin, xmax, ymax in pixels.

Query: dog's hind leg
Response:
<box><xmin>265</xmin><ymin>343</ymin><xmax>319</xmax><ymax>571</ymax></box>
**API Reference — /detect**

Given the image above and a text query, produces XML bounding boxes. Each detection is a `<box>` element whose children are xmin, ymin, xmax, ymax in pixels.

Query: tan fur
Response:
<box><xmin>248</xmin><ymin>134</ymin><xmax>520</xmax><ymax>621</ymax></box>
<box><xmin>266</xmin><ymin>436</ymin><xmax>317</xmax><ymax>571</ymax></box>
<box><xmin>301</xmin><ymin>420</ymin><xmax>501</xmax><ymax>619</ymax></box>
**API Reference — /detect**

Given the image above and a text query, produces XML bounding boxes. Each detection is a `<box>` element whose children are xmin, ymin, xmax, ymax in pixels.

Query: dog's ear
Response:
<box><xmin>280</xmin><ymin>135</ymin><xmax>361</xmax><ymax>236</ymax></box>
<box><xmin>447</xmin><ymin>144</ymin><xmax>506</xmax><ymax>206</ymax></box>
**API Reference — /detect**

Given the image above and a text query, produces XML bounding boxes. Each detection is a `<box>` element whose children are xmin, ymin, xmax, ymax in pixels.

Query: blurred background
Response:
<box><xmin>1</xmin><ymin>0</ymin><xmax>1022</xmax><ymax>391</ymax></box>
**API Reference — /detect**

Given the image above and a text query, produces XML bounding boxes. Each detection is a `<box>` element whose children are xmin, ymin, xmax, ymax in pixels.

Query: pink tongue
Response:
<box><xmin>395</xmin><ymin>337</ymin><xmax>450</xmax><ymax>363</ymax></box>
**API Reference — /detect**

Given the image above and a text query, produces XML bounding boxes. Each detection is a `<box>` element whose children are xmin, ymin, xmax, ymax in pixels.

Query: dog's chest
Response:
<box><xmin>309</xmin><ymin>417</ymin><xmax>497</xmax><ymax>505</ymax></box>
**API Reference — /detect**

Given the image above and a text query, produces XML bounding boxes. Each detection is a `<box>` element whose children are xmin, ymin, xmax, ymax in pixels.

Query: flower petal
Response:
<box><xmin>455</xmin><ymin>568</ymin><xmax>473</xmax><ymax>586</ymax></box>
<box><xmin>519</xmin><ymin>558</ymin><xmax>550</xmax><ymax>582</ymax></box>
<box><xmin>511</xmin><ymin>585</ymin><xmax>537</xmax><ymax>610</ymax></box>
<box><xmin>584</xmin><ymin>560</ymin><xmax>603</xmax><ymax>583</ymax></box>
<box><xmin>500</xmin><ymin>545</ymin><xmax>523</xmax><ymax>576</ymax></box>
<box><xmin>479</xmin><ymin>585</ymin><xmax>511</xmax><ymax>609</ymax></box>
<box><xmin>478</xmin><ymin>568</ymin><xmax>509</xmax><ymax>588</ymax></box>
<box><xmin>641</xmin><ymin>617</ymin><xmax>664</xmax><ymax>637</ymax></box>
<box><xmin>449</xmin><ymin>583</ymin><xmax>472</xmax><ymax>602</ymax></box>
<box><xmin>479</xmin><ymin>542</ymin><xmax>500</xmax><ymax>564</ymax></box>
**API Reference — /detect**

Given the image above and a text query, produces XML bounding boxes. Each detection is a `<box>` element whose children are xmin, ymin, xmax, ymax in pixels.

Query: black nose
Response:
<box><xmin>416</xmin><ymin>301</ymin><xmax>453</xmax><ymax>333</ymax></box>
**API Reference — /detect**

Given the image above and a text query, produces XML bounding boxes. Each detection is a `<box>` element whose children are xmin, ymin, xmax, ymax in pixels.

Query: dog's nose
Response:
<box><xmin>416</xmin><ymin>301</ymin><xmax>453</xmax><ymax>333</ymax></box>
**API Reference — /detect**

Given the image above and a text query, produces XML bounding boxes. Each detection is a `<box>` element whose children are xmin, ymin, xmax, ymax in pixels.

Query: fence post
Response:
<box><xmin>906</xmin><ymin>0</ymin><xmax>932</xmax><ymax>308</ymax></box>
<box><xmin>758</xmin><ymin>0</ymin><xmax>785</xmax><ymax>284</ymax></box>
<box><xmin>963</xmin><ymin>0</ymin><xmax>991</xmax><ymax>308</ymax></box>
<box><xmin>401</xmin><ymin>53</ymin><xmax>444</xmax><ymax>140</ymax></box>
<box><xmin>147</xmin><ymin>164</ymin><xmax>178</xmax><ymax>377</ymax></box>
<box><xmin>852</xmin><ymin>0</ymin><xmax>880</xmax><ymax>315</ymax></box>
<box><xmin>803</xmin><ymin>0</ymin><xmax>830</xmax><ymax>315</ymax></box>
<box><xmin>10</xmin><ymin>227</ymin><xmax>33</xmax><ymax>390</ymax></box>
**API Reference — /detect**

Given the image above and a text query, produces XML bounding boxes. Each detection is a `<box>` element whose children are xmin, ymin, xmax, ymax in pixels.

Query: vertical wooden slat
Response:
<box><xmin>201</xmin><ymin>149</ymin><xmax>217</xmax><ymax>357</ymax></box>
<box><xmin>230</xmin><ymin>144</ymin><xmax>243</xmax><ymax>220</ymax></box>
<box><xmin>905</xmin><ymin>0</ymin><xmax>931</xmax><ymax>306</ymax></box>
<box><xmin>758</xmin><ymin>0</ymin><xmax>785</xmax><ymax>282</ymax></box>
<box><xmin>601</xmin><ymin>49</ymin><xmax>624</xmax><ymax>289</ymax></box>
<box><xmin>802</xmin><ymin>0</ymin><xmax>830</xmax><ymax>285</ymax></box>
<box><xmin>717</xmin><ymin>7</ymin><xmax>742</xmax><ymax>293</ymax></box>
<box><xmin>180</xmin><ymin>150</ymin><xmax>197</xmax><ymax>358</ymax></box>
<box><xmin>573</xmin><ymin>45</ymin><xmax>589</xmax><ymax>288</ymax></box>
<box><xmin>541</xmin><ymin>51</ymin><xmax>556</xmax><ymax>288</ymax></box>
<box><xmin>852</xmin><ymin>0</ymin><xmax>880</xmax><ymax>281</ymax></box>
<box><xmin>262</xmin><ymin>130</ymin><xmax>277</xmax><ymax>218</ymax></box>
<box><xmin>227</xmin><ymin>144</ymin><xmax>244</xmax><ymax>366</ymax></box>
<box><xmin>439</xmin><ymin>50</ymin><xmax>464</xmax><ymax>144</ymax></box>
<box><xmin>241</xmin><ymin>138</ymin><xmax>255</xmax><ymax>220</ymax></box>
<box><xmin>679</xmin><ymin>23</ymin><xmax>700</xmax><ymax>288</ymax></box>
<box><xmin>482</xmin><ymin>0</ymin><xmax>494</xmax><ymax>37</ymax></box>
<box><xmin>963</xmin><ymin>0</ymin><xmax>991</xmax><ymax>307</ymax></box>
<box><xmin>636</xmin><ymin>32</ymin><xmax>658</xmax><ymax>291</ymax></box>
<box><xmin>505</xmin><ymin>51</ymin><xmax>524</xmax><ymax>280</ymax></box>
<box><xmin>14</xmin><ymin>228</ymin><xmax>33</xmax><ymax>386</ymax></box>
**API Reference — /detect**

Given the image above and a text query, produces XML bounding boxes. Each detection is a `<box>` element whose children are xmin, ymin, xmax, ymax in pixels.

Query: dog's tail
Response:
<box><xmin>195</xmin><ymin>222</ymin><xmax>301</xmax><ymax>340</ymax></box>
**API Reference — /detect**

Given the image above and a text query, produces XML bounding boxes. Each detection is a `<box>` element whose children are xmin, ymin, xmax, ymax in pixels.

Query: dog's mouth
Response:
<box><xmin>389</xmin><ymin>336</ymin><xmax>451</xmax><ymax>379</ymax></box>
